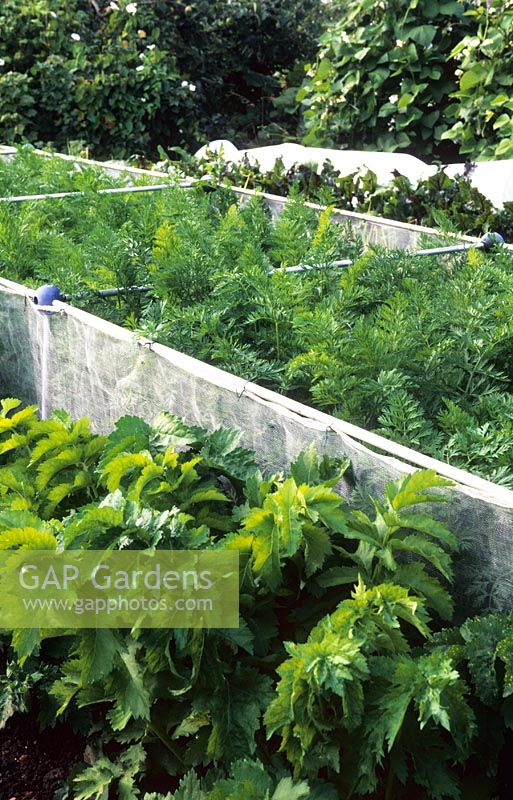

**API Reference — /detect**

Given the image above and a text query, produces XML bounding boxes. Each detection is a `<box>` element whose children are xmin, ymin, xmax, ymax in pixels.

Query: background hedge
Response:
<box><xmin>0</xmin><ymin>0</ymin><xmax>322</xmax><ymax>158</ymax></box>
<box><xmin>1</xmin><ymin>0</ymin><xmax>513</xmax><ymax>162</ymax></box>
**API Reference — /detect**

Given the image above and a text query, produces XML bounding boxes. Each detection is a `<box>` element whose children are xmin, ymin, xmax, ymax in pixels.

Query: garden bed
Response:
<box><xmin>1</xmin><ymin>149</ymin><xmax>513</xmax><ymax>488</ymax></box>
<box><xmin>15</xmin><ymin>146</ymin><xmax>488</xmax><ymax>250</ymax></box>
<box><xmin>2</xmin><ymin>150</ymin><xmax>513</xmax><ymax>800</ymax></box>
<box><xmin>184</xmin><ymin>141</ymin><xmax>513</xmax><ymax>239</ymax></box>
<box><xmin>2</xmin><ymin>147</ymin><xmax>513</xmax><ymax>613</ymax></box>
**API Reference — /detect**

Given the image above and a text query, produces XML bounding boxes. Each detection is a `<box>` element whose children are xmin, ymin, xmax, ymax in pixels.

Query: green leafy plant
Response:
<box><xmin>316</xmin><ymin>469</ymin><xmax>457</xmax><ymax>621</ymax></box>
<box><xmin>73</xmin><ymin>756</ymin><xmax>314</xmax><ymax>800</ymax></box>
<box><xmin>0</xmin><ymin>399</ymin><xmax>349</xmax><ymax>794</ymax></box>
<box><xmin>265</xmin><ymin>579</ymin><xmax>475</xmax><ymax>798</ymax></box>
<box><xmin>293</xmin><ymin>0</ymin><xmax>471</xmax><ymax>156</ymax></box>
<box><xmin>0</xmin><ymin>658</ymin><xmax>48</xmax><ymax>729</ymax></box>
<box><xmin>442</xmin><ymin>0</ymin><xmax>513</xmax><ymax>160</ymax></box>
<box><xmin>3</xmin><ymin>398</ymin><xmax>513</xmax><ymax>797</ymax></box>
<box><xmin>0</xmin><ymin>398</ymin><xmax>106</xmax><ymax>520</ymax></box>
<box><xmin>0</xmin><ymin>397</ymin><xmax>479</xmax><ymax>799</ymax></box>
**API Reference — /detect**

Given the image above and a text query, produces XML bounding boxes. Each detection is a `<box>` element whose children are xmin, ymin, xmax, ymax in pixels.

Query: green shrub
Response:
<box><xmin>294</xmin><ymin>0</ymin><xmax>513</xmax><ymax>161</ymax></box>
<box><xmin>0</xmin><ymin>0</ymin><xmax>196</xmax><ymax>157</ymax></box>
<box><xmin>295</xmin><ymin>0</ymin><xmax>471</xmax><ymax>156</ymax></box>
<box><xmin>441</xmin><ymin>0</ymin><xmax>513</xmax><ymax>159</ymax></box>
<box><xmin>0</xmin><ymin>0</ymin><xmax>322</xmax><ymax>158</ymax></box>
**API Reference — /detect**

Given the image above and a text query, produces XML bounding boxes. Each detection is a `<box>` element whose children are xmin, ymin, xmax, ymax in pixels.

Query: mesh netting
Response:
<box><xmin>1</xmin><ymin>277</ymin><xmax>513</xmax><ymax>614</ymax></box>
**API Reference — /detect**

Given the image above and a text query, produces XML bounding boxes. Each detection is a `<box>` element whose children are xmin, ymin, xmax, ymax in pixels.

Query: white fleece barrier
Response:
<box><xmin>195</xmin><ymin>140</ymin><xmax>513</xmax><ymax>209</ymax></box>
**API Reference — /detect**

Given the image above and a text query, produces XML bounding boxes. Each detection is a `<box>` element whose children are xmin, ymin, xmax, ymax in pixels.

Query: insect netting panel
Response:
<box><xmin>1</xmin><ymin>278</ymin><xmax>513</xmax><ymax>614</ymax></box>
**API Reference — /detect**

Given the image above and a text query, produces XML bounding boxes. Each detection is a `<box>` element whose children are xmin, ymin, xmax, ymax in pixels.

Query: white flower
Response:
<box><xmin>388</xmin><ymin>94</ymin><xmax>398</xmax><ymax>104</ymax></box>
<box><xmin>147</xmin><ymin>44</ymin><xmax>156</xmax><ymax>50</ymax></box>
<box><xmin>136</xmin><ymin>64</ymin><xmax>144</xmax><ymax>72</ymax></box>
<box><xmin>108</xmin><ymin>1</ymin><xmax>119</xmax><ymax>9</ymax></box>
<box><xmin>126</xmin><ymin>2</ymin><xmax>137</xmax><ymax>13</ymax></box>
<box><xmin>395</xmin><ymin>39</ymin><xmax>404</xmax><ymax>47</ymax></box>
<box><xmin>71</xmin><ymin>33</ymin><xmax>81</xmax><ymax>41</ymax></box>
<box><xmin>181</xmin><ymin>80</ymin><xmax>189</xmax><ymax>88</ymax></box>
<box><xmin>0</xmin><ymin>59</ymin><xmax>4</xmax><ymax>67</ymax></box>
<box><xmin>188</xmin><ymin>82</ymin><xmax>196</xmax><ymax>92</ymax></box>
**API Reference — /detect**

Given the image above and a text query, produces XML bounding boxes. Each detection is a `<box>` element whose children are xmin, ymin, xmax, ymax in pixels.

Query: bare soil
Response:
<box><xmin>0</xmin><ymin>714</ymin><xmax>84</xmax><ymax>800</ymax></box>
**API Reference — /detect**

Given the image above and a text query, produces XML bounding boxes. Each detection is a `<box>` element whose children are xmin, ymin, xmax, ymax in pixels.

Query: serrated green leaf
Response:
<box><xmin>300</xmin><ymin>484</ymin><xmax>348</xmax><ymax>532</ymax></box>
<box><xmin>100</xmin><ymin>415</ymin><xmax>152</xmax><ymax>470</ymax></box>
<box><xmin>394</xmin><ymin>563</ymin><xmax>453</xmax><ymax>620</ymax></box>
<box><xmin>271</xmin><ymin>777</ymin><xmax>310</xmax><ymax>800</ymax></box>
<box><xmin>35</xmin><ymin>446</ymin><xmax>83</xmax><ymax>491</ymax></box>
<box><xmin>268</xmin><ymin>478</ymin><xmax>302</xmax><ymax>558</ymax></box>
<box><xmin>203</xmin><ymin>667</ymin><xmax>273</xmax><ymax>761</ymax></box>
<box><xmin>77</xmin><ymin>629</ymin><xmax>123</xmax><ymax>684</ymax></box>
<box><xmin>302</xmin><ymin>522</ymin><xmax>333</xmax><ymax>577</ymax></box>
<box><xmin>181</xmin><ymin>487</ymin><xmax>229</xmax><ymax>509</ymax></box>
<box><xmin>167</xmin><ymin>770</ymin><xmax>204</xmax><ymax>800</ymax></box>
<box><xmin>74</xmin><ymin>757</ymin><xmax>120</xmax><ymax>800</ymax></box>
<box><xmin>243</xmin><ymin>507</ymin><xmax>281</xmax><ymax>589</ymax></box>
<box><xmin>173</xmin><ymin>710</ymin><xmax>211</xmax><ymax>739</ymax></box>
<box><xmin>11</xmin><ymin>627</ymin><xmax>41</xmax><ymax>663</ymax></box>
<box><xmin>1</xmin><ymin>398</ymin><xmax>22</xmax><ymax>417</ymax></box>
<box><xmin>391</xmin><ymin>512</ymin><xmax>458</xmax><ymax>550</ymax></box>
<box><xmin>290</xmin><ymin>444</ymin><xmax>319</xmax><ymax>485</ymax></box>
<box><xmin>102</xmin><ymin>451</ymin><xmax>154</xmax><ymax>492</ymax></box>
<box><xmin>51</xmin><ymin>658</ymin><xmax>83</xmax><ymax>715</ymax></box>
<box><xmin>0</xmin><ymin>526</ymin><xmax>57</xmax><ymax>550</ymax></box>
<box><xmin>151</xmin><ymin>411</ymin><xmax>196</xmax><ymax>451</ymax></box>
<box><xmin>316</xmin><ymin>565</ymin><xmax>359</xmax><ymax>588</ymax></box>
<box><xmin>0</xmin><ymin>509</ymin><xmax>48</xmax><ymax>531</ymax></box>
<box><xmin>119</xmin><ymin>642</ymin><xmax>151</xmax><ymax>721</ymax></box>
<box><xmin>389</xmin><ymin>535</ymin><xmax>453</xmax><ymax>581</ymax></box>
<box><xmin>386</xmin><ymin>470</ymin><xmax>452</xmax><ymax>511</ymax></box>
<box><xmin>217</xmin><ymin>622</ymin><xmax>255</xmax><ymax>654</ymax></box>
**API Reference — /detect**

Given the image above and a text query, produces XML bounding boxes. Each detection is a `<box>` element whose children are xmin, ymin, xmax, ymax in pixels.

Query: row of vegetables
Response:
<box><xmin>1</xmin><ymin>149</ymin><xmax>513</xmax><ymax>797</ymax></box>
<box><xmin>1</xmin><ymin>149</ymin><xmax>513</xmax><ymax>487</ymax></box>
<box><xmin>166</xmin><ymin>149</ymin><xmax>513</xmax><ymax>242</ymax></box>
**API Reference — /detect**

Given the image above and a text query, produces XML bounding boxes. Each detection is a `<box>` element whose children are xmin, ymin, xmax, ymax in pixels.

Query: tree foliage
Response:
<box><xmin>0</xmin><ymin>0</ymin><xmax>322</xmax><ymax>157</ymax></box>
